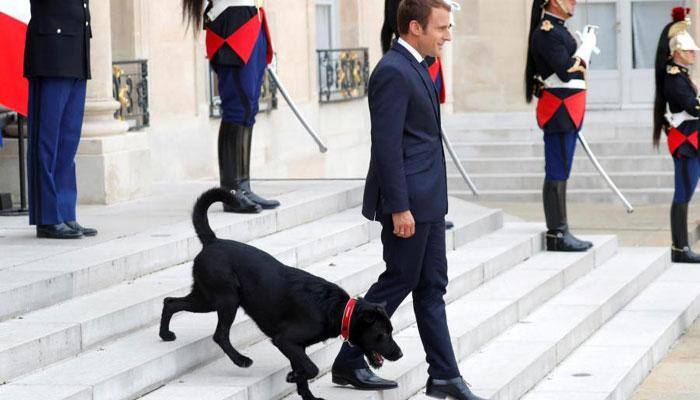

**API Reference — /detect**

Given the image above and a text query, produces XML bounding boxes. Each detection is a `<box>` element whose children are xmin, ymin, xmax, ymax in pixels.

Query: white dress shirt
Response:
<box><xmin>398</xmin><ymin>38</ymin><xmax>424</xmax><ymax>64</ymax></box>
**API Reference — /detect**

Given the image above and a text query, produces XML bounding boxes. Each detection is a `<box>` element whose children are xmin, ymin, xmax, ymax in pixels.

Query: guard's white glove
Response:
<box><xmin>574</xmin><ymin>25</ymin><xmax>601</xmax><ymax>65</ymax></box>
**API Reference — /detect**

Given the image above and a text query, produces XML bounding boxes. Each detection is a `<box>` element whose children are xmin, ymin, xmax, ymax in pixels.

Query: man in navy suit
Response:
<box><xmin>330</xmin><ymin>1</ymin><xmax>484</xmax><ymax>399</ymax></box>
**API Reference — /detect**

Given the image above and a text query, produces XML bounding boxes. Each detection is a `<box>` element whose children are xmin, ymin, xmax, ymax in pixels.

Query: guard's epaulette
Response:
<box><xmin>541</xmin><ymin>20</ymin><xmax>554</xmax><ymax>32</ymax></box>
<box><xmin>667</xmin><ymin>65</ymin><xmax>681</xmax><ymax>75</ymax></box>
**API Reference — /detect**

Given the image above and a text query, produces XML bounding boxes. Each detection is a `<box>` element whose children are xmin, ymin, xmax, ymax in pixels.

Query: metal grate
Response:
<box><xmin>317</xmin><ymin>48</ymin><xmax>369</xmax><ymax>103</ymax></box>
<box><xmin>112</xmin><ymin>60</ymin><xmax>150</xmax><ymax>130</ymax></box>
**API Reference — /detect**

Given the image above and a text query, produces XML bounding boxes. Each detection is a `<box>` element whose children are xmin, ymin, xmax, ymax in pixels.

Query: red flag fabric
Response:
<box><xmin>0</xmin><ymin>2</ymin><xmax>30</xmax><ymax>116</ymax></box>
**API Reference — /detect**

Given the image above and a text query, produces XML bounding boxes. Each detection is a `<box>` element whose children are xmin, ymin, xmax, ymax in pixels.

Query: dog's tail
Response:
<box><xmin>192</xmin><ymin>188</ymin><xmax>238</xmax><ymax>245</ymax></box>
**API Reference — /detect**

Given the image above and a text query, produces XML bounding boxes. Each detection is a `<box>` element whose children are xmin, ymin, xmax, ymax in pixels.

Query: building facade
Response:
<box><xmin>1</xmin><ymin>0</ymin><xmax>699</xmax><ymax>204</ymax></box>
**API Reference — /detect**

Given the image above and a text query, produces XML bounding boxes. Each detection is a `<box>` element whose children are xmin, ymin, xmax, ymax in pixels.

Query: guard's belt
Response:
<box><xmin>666</xmin><ymin>110</ymin><xmax>699</xmax><ymax>128</ymax></box>
<box><xmin>207</xmin><ymin>0</ymin><xmax>257</xmax><ymax>21</ymax></box>
<box><xmin>543</xmin><ymin>74</ymin><xmax>587</xmax><ymax>90</ymax></box>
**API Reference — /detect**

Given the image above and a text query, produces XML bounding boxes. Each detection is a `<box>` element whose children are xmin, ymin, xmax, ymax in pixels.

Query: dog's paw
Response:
<box><xmin>286</xmin><ymin>371</ymin><xmax>298</xmax><ymax>383</ymax></box>
<box><xmin>159</xmin><ymin>331</ymin><xmax>176</xmax><ymax>342</ymax></box>
<box><xmin>304</xmin><ymin>364</ymin><xmax>320</xmax><ymax>379</ymax></box>
<box><xmin>233</xmin><ymin>355</ymin><xmax>253</xmax><ymax>368</ymax></box>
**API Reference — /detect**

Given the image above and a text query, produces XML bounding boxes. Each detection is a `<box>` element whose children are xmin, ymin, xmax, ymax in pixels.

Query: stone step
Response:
<box><xmin>442</xmin><ymin>110</ymin><xmax>652</xmax><ymax>143</ymax></box>
<box><xmin>452</xmin><ymin>188</ymin><xmax>677</xmax><ymax>205</ymax></box>
<box><xmin>0</xmin><ymin>183</ymin><xmax>364</xmax><ymax>322</ymax></box>
<box><xmin>0</xmin><ymin>206</ymin><xmax>383</xmax><ymax>382</ymax></box>
<box><xmin>135</xmin><ymin>222</ymin><xmax>566</xmax><ymax>400</ymax></box>
<box><xmin>450</xmin><ymin>141</ymin><xmax>660</xmax><ymax>159</ymax></box>
<box><xmin>448</xmin><ymin>172</ymin><xmax>675</xmax><ymax>192</ymax></box>
<box><xmin>0</xmin><ymin>199</ymin><xmax>504</xmax><ymax>400</ymax></box>
<box><xmin>443</xmin><ymin>126</ymin><xmax>650</xmax><ymax>143</ymax></box>
<box><xmin>520</xmin><ymin>264</ymin><xmax>700</xmax><ymax>400</ymax></box>
<box><xmin>408</xmin><ymin>247</ymin><xmax>670</xmax><ymax>400</ymax></box>
<box><xmin>301</xmin><ymin>235</ymin><xmax>618</xmax><ymax>400</ymax></box>
<box><xmin>446</xmin><ymin>155</ymin><xmax>672</xmax><ymax>175</ymax></box>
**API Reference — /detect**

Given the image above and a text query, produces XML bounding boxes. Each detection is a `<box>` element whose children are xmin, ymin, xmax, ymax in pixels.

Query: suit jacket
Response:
<box><xmin>24</xmin><ymin>0</ymin><xmax>92</xmax><ymax>79</ymax></box>
<box><xmin>362</xmin><ymin>41</ymin><xmax>448</xmax><ymax>223</ymax></box>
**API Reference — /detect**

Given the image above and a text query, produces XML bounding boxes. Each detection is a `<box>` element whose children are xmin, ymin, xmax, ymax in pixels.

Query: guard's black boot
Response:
<box><xmin>425</xmin><ymin>377</ymin><xmax>486</xmax><ymax>400</ymax></box>
<box><xmin>670</xmin><ymin>202</ymin><xmax>700</xmax><ymax>263</ymax></box>
<box><xmin>543</xmin><ymin>180</ymin><xmax>592</xmax><ymax>252</ymax></box>
<box><xmin>218</xmin><ymin>122</ymin><xmax>262</xmax><ymax>214</ymax></box>
<box><xmin>238</xmin><ymin>125</ymin><xmax>280</xmax><ymax>209</ymax></box>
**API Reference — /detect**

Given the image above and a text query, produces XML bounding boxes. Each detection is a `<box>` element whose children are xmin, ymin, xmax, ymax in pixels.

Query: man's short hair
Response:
<box><xmin>397</xmin><ymin>0</ymin><xmax>451</xmax><ymax>35</ymax></box>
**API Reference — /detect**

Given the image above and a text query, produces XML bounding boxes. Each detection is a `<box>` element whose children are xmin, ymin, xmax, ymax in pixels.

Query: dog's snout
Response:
<box><xmin>386</xmin><ymin>345</ymin><xmax>403</xmax><ymax>361</ymax></box>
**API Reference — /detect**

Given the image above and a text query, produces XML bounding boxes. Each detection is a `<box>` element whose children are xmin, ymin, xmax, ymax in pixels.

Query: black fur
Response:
<box><xmin>159</xmin><ymin>188</ymin><xmax>403</xmax><ymax>400</ymax></box>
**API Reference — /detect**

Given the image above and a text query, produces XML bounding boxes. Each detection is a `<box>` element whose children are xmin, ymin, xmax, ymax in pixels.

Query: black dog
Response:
<box><xmin>159</xmin><ymin>188</ymin><xmax>403</xmax><ymax>400</ymax></box>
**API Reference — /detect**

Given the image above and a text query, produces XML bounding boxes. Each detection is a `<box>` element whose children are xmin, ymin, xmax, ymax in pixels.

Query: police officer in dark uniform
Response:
<box><xmin>182</xmin><ymin>0</ymin><xmax>279</xmax><ymax>214</ymax></box>
<box><xmin>525</xmin><ymin>0</ymin><xmax>596</xmax><ymax>252</ymax></box>
<box><xmin>24</xmin><ymin>0</ymin><xmax>97</xmax><ymax>239</ymax></box>
<box><xmin>653</xmin><ymin>7</ymin><xmax>700</xmax><ymax>263</ymax></box>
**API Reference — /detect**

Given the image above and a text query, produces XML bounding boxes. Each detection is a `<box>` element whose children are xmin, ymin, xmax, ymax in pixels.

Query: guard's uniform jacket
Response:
<box><xmin>664</xmin><ymin>63</ymin><xmax>700</xmax><ymax>158</ymax></box>
<box><xmin>426</xmin><ymin>57</ymin><xmax>446</xmax><ymax>104</ymax></box>
<box><xmin>530</xmin><ymin>13</ymin><xmax>586</xmax><ymax>133</ymax></box>
<box><xmin>205</xmin><ymin>4</ymin><xmax>273</xmax><ymax>67</ymax></box>
<box><xmin>24</xmin><ymin>0</ymin><xmax>92</xmax><ymax>79</ymax></box>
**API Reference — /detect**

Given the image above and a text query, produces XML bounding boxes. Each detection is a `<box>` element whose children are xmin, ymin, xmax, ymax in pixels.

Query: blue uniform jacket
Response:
<box><xmin>361</xmin><ymin>41</ymin><xmax>448</xmax><ymax>223</ymax></box>
<box><xmin>665</xmin><ymin>63</ymin><xmax>700</xmax><ymax>157</ymax></box>
<box><xmin>530</xmin><ymin>13</ymin><xmax>586</xmax><ymax>133</ymax></box>
<box><xmin>24</xmin><ymin>0</ymin><xmax>92</xmax><ymax>79</ymax></box>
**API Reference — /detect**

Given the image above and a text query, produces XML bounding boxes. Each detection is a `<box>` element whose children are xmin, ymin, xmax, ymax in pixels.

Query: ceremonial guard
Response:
<box><xmin>653</xmin><ymin>7</ymin><xmax>700</xmax><ymax>263</ymax></box>
<box><xmin>525</xmin><ymin>0</ymin><xmax>596</xmax><ymax>252</ymax></box>
<box><xmin>182</xmin><ymin>0</ymin><xmax>280</xmax><ymax>213</ymax></box>
<box><xmin>24</xmin><ymin>0</ymin><xmax>97</xmax><ymax>239</ymax></box>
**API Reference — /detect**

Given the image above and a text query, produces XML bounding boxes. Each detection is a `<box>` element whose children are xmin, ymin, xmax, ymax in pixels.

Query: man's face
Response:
<box><xmin>415</xmin><ymin>7</ymin><xmax>452</xmax><ymax>58</ymax></box>
<box><xmin>678</xmin><ymin>50</ymin><xmax>696</xmax><ymax>66</ymax></box>
<box><xmin>551</xmin><ymin>0</ymin><xmax>577</xmax><ymax>18</ymax></box>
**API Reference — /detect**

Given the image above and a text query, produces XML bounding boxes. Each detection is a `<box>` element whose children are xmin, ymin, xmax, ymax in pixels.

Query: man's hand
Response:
<box><xmin>392</xmin><ymin>210</ymin><xmax>415</xmax><ymax>238</ymax></box>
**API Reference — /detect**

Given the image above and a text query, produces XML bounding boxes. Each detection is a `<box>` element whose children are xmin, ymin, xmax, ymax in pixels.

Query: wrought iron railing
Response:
<box><xmin>317</xmin><ymin>48</ymin><xmax>369</xmax><ymax>103</ymax></box>
<box><xmin>208</xmin><ymin>64</ymin><xmax>278</xmax><ymax>119</ymax></box>
<box><xmin>112</xmin><ymin>60</ymin><xmax>150</xmax><ymax>130</ymax></box>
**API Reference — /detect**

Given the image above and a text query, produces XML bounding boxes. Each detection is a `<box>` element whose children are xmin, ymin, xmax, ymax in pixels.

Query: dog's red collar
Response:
<box><xmin>340</xmin><ymin>298</ymin><xmax>357</xmax><ymax>343</ymax></box>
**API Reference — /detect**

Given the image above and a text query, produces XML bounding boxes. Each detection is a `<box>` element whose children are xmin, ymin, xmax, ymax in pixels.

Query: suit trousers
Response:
<box><xmin>27</xmin><ymin>77</ymin><xmax>86</xmax><ymax>226</ymax></box>
<box><xmin>334</xmin><ymin>214</ymin><xmax>460</xmax><ymax>379</ymax></box>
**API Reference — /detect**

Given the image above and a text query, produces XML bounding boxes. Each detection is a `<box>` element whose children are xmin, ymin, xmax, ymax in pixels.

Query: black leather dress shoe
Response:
<box><xmin>36</xmin><ymin>223</ymin><xmax>83</xmax><ymax>239</ymax></box>
<box><xmin>426</xmin><ymin>377</ymin><xmax>486</xmax><ymax>400</ymax></box>
<box><xmin>331</xmin><ymin>366</ymin><xmax>398</xmax><ymax>390</ymax></box>
<box><xmin>65</xmin><ymin>221</ymin><xmax>98</xmax><ymax>237</ymax></box>
<box><xmin>445</xmin><ymin>220</ymin><xmax>454</xmax><ymax>230</ymax></box>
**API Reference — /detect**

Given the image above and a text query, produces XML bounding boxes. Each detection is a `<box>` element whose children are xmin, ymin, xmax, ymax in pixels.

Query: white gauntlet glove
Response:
<box><xmin>574</xmin><ymin>25</ymin><xmax>601</xmax><ymax>65</ymax></box>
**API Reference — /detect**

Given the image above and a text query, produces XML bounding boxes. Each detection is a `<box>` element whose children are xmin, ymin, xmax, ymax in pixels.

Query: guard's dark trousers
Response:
<box><xmin>27</xmin><ymin>78</ymin><xmax>86</xmax><ymax>226</ymax></box>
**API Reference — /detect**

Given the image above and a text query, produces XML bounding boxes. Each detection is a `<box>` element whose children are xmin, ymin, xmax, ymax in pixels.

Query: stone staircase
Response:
<box><xmin>443</xmin><ymin>110</ymin><xmax>678</xmax><ymax>204</ymax></box>
<box><xmin>0</xmin><ymin>181</ymin><xmax>698</xmax><ymax>400</ymax></box>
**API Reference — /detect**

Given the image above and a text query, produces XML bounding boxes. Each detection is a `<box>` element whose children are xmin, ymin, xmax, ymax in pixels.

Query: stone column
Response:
<box><xmin>83</xmin><ymin>0</ymin><xmax>129</xmax><ymax>137</ymax></box>
<box><xmin>72</xmin><ymin>0</ymin><xmax>151</xmax><ymax>204</ymax></box>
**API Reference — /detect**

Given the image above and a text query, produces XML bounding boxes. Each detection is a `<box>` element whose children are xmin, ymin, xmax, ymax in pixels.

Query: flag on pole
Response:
<box><xmin>0</xmin><ymin>0</ymin><xmax>30</xmax><ymax>117</ymax></box>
